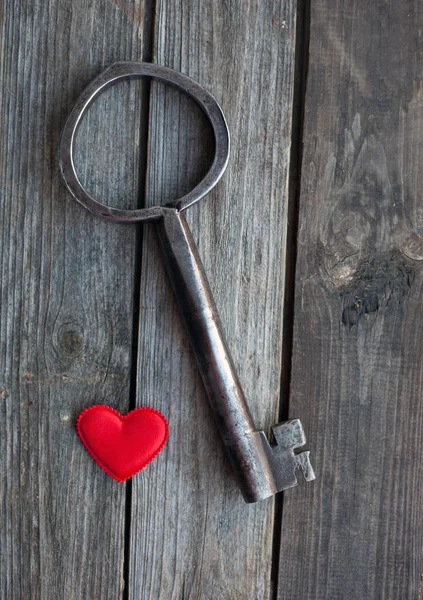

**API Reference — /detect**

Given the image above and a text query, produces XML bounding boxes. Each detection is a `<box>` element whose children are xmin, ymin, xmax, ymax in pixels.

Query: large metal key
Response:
<box><xmin>60</xmin><ymin>62</ymin><xmax>315</xmax><ymax>503</ymax></box>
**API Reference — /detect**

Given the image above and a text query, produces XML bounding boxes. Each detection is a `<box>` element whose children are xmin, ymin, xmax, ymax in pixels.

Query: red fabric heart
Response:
<box><xmin>76</xmin><ymin>405</ymin><xmax>168</xmax><ymax>482</ymax></box>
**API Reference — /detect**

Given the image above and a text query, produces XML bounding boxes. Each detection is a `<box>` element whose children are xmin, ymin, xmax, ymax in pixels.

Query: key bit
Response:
<box><xmin>268</xmin><ymin>419</ymin><xmax>316</xmax><ymax>490</ymax></box>
<box><xmin>241</xmin><ymin>419</ymin><xmax>315</xmax><ymax>502</ymax></box>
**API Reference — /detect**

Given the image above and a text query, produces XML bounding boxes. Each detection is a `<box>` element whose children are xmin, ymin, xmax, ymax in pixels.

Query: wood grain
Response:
<box><xmin>278</xmin><ymin>1</ymin><xmax>423</xmax><ymax>599</ymax></box>
<box><xmin>128</xmin><ymin>1</ymin><xmax>298</xmax><ymax>598</ymax></box>
<box><xmin>0</xmin><ymin>1</ymin><xmax>144</xmax><ymax>598</ymax></box>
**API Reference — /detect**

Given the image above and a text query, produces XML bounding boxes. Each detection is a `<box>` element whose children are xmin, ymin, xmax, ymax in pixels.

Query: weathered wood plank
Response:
<box><xmin>0</xmin><ymin>1</ymin><xmax>144</xmax><ymax>598</ymax></box>
<box><xmin>129</xmin><ymin>1</ymin><xmax>297</xmax><ymax>598</ymax></box>
<box><xmin>278</xmin><ymin>2</ymin><xmax>423</xmax><ymax>598</ymax></box>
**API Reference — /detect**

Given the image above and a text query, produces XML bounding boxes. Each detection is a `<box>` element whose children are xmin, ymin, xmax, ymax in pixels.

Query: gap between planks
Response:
<box><xmin>271</xmin><ymin>1</ymin><xmax>311</xmax><ymax>598</ymax></box>
<box><xmin>123</xmin><ymin>0</ymin><xmax>157</xmax><ymax>598</ymax></box>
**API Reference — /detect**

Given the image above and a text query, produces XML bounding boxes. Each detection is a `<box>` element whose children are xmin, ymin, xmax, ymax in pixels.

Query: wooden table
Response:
<box><xmin>1</xmin><ymin>1</ymin><xmax>423</xmax><ymax>598</ymax></box>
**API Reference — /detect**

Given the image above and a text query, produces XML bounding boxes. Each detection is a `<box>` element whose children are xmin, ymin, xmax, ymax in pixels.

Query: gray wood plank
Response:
<box><xmin>0</xmin><ymin>2</ymin><xmax>144</xmax><ymax>598</ymax></box>
<box><xmin>278</xmin><ymin>2</ymin><xmax>423</xmax><ymax>599</ymax></box>
<box><xmin>129</xmin><ymin>1</ymin><xmax>298</xmax><ymax>598</ymax></box>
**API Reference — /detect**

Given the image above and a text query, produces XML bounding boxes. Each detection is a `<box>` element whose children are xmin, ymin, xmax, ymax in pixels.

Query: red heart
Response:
<box><xmin>76</xmin><ymin>405</ymin><xmax>168</xmax><ymax>482</ymax></box>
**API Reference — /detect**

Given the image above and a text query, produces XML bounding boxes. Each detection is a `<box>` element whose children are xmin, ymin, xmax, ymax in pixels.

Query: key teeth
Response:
<box><xmin>270</xmin><ymin>419</ymin><xmax>316</xmax><ymax>487</ymax></box>
<box><xmin>293</xmin><ymin>451</ymin><xmax>316</xmax><ymax>482</ymax></box>
<box><xmin>272</xmin><ymin>419</ymin><xmax>306</xmax><ymax>449</ymax></box>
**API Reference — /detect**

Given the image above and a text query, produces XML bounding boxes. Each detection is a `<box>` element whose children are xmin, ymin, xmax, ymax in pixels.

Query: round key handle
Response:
<box><xmin>59</xmin><ymin>62</ymin><xmax>230</xmax><ymax>223</ymax></box>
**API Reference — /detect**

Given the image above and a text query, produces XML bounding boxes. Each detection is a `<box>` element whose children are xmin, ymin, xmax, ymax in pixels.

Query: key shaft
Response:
<box><xmin>156</xmin><ymin>208</ymin><xmax>314</xmax><ymax>502</ymax></box>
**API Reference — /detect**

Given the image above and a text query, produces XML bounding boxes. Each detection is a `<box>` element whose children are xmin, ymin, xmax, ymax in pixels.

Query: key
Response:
<box><xmin>60</xmin><ymin>62</ymin><xmax>315</xmax><ymax>503</ymax></box>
